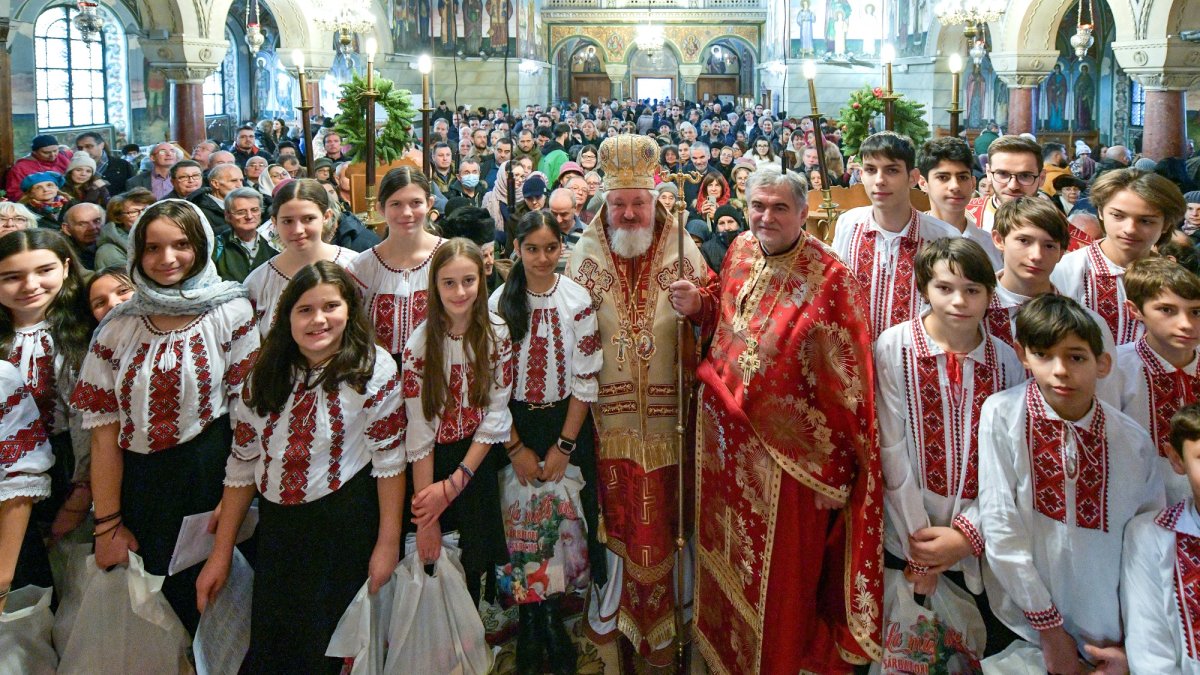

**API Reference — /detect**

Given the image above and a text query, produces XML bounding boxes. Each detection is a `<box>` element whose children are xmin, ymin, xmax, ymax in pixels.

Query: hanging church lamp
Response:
<box><xmin>316</xmin><ymin>0</ymin><xmax>376</xmax><ymax>55</ymax></box>
<box><xmin>1070</xmin><ymin>0</ymin><xmax>1094</xmax><ymax>59</ymax></box>
<box><xmin>73</xmin><ymin>0</ymin><xmax>105</xmax><ymax>43</ymax></box>
<box><xmin>245</xmin><ymin>0</ymin><xmax>265</xmax><ymax>55</ymax></box>
<box><xmin>934</xmin><ymin>0</ymin><xmax>1004</xmax><ymax>53</ymax></box>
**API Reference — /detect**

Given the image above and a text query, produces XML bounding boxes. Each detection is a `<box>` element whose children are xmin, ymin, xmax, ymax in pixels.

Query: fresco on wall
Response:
<box><xmin>254</xmin><ymin>46</ymin><xmax>300</xmax><ymax>119</ymax></box>
<box><xmin>703</xmin><ymin>44</ymin><xmax>739</xmax><ymax>74</ymax></box>
<box><xmin>518</xmin><ymin>0</ymin><xmax>544</xmax><ymax>60</ymax></box>
<box><xmin>1033</xmin><ymin>1</ymin><xmax>1109</xmax><ymax>132</ymax></box>
<box><xmin>784</xmin><ymin>0</ymin><xmax>887</xmax><ymax>59</ymax></box>
<box><xmin>391</xmin><ymin>0</ymin><xmax>517</xmax><ymax>56</ymax></box>
<box><xmin>570</xmin><ymin>44</ymin><xmax>604</xmax><ymax>73</ymax></box>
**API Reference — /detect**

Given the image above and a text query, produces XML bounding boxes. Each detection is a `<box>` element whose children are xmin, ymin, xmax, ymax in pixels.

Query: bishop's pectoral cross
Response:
<box><xmin>738</xmin><ymin>337</ymin><xmax>761</xmax><ymax>390</ymax></box>
<box><xmin>612</xmin><ymin>329</ymin><xmax>633</xmax><ymax>366</ymax></box>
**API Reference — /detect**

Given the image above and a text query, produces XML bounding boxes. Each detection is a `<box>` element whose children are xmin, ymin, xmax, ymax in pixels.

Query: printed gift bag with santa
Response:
<box><xmin>496</xmin><ymin>464</ymin><xmax>590</xmax><ymax>605</ymax></box>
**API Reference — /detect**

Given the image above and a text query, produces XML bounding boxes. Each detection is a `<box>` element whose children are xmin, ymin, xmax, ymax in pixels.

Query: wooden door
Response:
<box><xmin>571</xmin><ymin>75</ymin><xmax>612</xmax><ymax>107</ymax></box>
<box><xmin>696</xmin><ymin>75</ymin><xmax>738</xmax><ymax>105</ymax></box>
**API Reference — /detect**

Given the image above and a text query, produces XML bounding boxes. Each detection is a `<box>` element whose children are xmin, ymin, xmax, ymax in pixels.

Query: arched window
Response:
<box><xmin>34</xmin><ymin>5</ymin><xmax>108</xmax><ymax>128</ymax></box>
<box><xmin>1130</xmin><ymin>80</ymin><xmax>1146</xmax><ymax>127</ymax></box>
<box><xmin>33</xmin><ymin>3</ymin><xmax>128</xmax><ymax>134</ymax></box>
<box><xmin>204</xmin><ymin>27</ymin><xmax>240</xmax><ymax>118</ymax></box>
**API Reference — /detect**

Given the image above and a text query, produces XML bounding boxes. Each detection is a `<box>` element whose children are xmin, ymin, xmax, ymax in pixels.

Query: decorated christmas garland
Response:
<box><xmin>836</xmin><ymin>86</ymin><xmax>931</xmax><ymax>157</ymax></box>
<box><xmin>332</xmin><ymin>73</ymin><xmax>418</xmax><ymax>164</ymax></box>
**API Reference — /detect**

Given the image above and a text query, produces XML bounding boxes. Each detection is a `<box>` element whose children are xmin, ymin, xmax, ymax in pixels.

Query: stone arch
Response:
<box><xmin>697</xmin><ymin>34</ymin><xmax>757</xmax><ymax>65</ymax></box>
<box><xmin>994</xmin><ymin>0</ymin><xmax>1137</xmax><ymax>55</ymax></box>
<box><xmin>207</xmin><ymin>0</ymin><xmax>390</xmax><ymax>53</ymax></box>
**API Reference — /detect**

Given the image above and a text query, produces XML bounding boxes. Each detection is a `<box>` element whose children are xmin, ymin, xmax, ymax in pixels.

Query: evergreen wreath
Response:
<box><xmin>836</xmin><ymin>86</ymin><xmax>931</xmax><ymax>157</ymax></box>
<box><xmin>332</xmin><ymin>73</ymin><xmax>418</xmax><ymax>164</ymax></box>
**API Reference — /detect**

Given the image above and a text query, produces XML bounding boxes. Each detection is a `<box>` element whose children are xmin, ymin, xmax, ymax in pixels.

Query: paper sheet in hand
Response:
<box><xmin>194</xmin><ymin>549</ymin><xmax>253</xmax><ymax>675</ymax></box>
<box><xmin>168</xmin><ymin>506</ymin><xmax>258</xmax><ymax>576</ymax></box>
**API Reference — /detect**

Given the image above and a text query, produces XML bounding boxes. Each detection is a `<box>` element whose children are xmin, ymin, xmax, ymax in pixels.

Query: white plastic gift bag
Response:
<box><xmin>879</xmin><ymin>568</ymin><xmax>985</xmax><ymax>674</ymax></box>
<box><xmin>57</xmin><ymin>552</ymin><xmax>193</xmax><ymax>675</ymax></box>
<box><xmin>51</xmin><ymin>541</ymin><xmax>95</xmax><ymax>656</ymax></box>
<box><xmin>383</xmin><ymin>543</ymin><xmax>493</xmax><ymax>675</ymax></box>
<box><xmin>981</xmin><ymin>640</ymin><xmax>1046</xmax><ymax>674</ymax></box>
<box><xmin>0</xmin><ymin>586</ymin><xmax>58</xmax><ymax>675</ymax></box>
<box><xmin>496</xmin><ymin>464</ymin><xmax>590</xmax><ymax>605</ymax></box>
<box><xmin>326</xmin><ymin>573</ymin><xmax>395</xmax><ymax>675</ymax></box>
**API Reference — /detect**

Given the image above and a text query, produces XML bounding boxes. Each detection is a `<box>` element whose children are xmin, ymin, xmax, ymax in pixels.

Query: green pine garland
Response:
<box><xmin>332</xmin><ymin>73</ymin><xmax>418</xmax><ymax>164</ymax></box>
<box><xmin>836</xmin><ymin>86</ymin><xmax>930</xmax><ymax>157</ymax></box>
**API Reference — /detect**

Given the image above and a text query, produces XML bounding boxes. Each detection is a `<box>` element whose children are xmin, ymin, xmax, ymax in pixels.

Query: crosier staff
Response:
<box><xmin>658</xmin><ymin>167</ymin><xmax>700</xmax><ymax>671</ymax></box>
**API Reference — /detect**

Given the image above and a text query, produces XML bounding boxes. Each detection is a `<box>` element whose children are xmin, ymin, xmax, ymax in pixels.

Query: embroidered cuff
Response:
<box><xmin>952</xmin><ymin>514</ymin><xmax>985</xmax><ymax>558</ymax></box>
<box><xmin>906</xmin><ymin>561</ymin><xmax>929</xmax><ymax>576</ymax></box>
<box><xmin>1024</xmin><ymin>606</ymin><xmax>1064</xmax><ymax>631</ymax></box>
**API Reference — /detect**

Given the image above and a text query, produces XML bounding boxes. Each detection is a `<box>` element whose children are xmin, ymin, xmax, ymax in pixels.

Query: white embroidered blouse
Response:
<box><xmin>487</xmin><ymin>275</ymin><xmax>601</xmax><ymax>405</ymax></box>
<box><xmin>224</xmin><ymin>344</ymin><xmax>407</xmax><ymax>504</ymax></box>
<box><xmin>401</xmin><ymin>315</ymin><xmax>514</xmax><ymax>462</ymax></box>
<box><xmin>243</xmin><ymin>247</ymin><xmax>359</xmax><ymax>338</ymax></box>
<box><xmin>70</xmin><ymin>300</ymin><xmax>259</xmax><ymax>455</ymax></box>
<box><xmin>0</xmin><ymin>360</ymin><xmax>53</xmax><ymax>503</ymax></box>
<box><xmin>347</xmin><ymin>240</ymin><xmax>445</xmax><ymax>355</ymax></box>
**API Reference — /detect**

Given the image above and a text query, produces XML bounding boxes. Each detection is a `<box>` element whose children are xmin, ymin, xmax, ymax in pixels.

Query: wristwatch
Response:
<box><xmin>556</xmin><ymin>436</ymin><xmax>577</xmax><ymax>455</ymax></box>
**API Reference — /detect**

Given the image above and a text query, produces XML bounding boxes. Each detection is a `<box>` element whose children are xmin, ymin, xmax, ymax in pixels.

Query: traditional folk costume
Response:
<box><xmin>7</xmin><ymin>321</ymin><xmax>90</xmax><ymax>527</ymax></box>
<box><xmin>401</xmin><ymin>315</ymin><xmax>514</xmax><ymax>602</ymax></box>
<box><xmin>70</xmin><ymin>200</ymin><xmax>259</xmax><ymax>634</ymax></box>
<box><xmin>965</xmin><ymin>196</ymin><xmax>999</xmax><ymax>233</ymax></box>
<box><xmin>488</xmin><ymin>275</ymin><xmax>606</xmax><ymax>580</ymax></box>
<box><xmin>982</xmin><ymin>275</ymin><xmax>1121</xmax><ymax>404</ymax></box>
<box><xmin>832</xmin><ymin>206</ymin><xmax>959</xmax><ymax>341</ymax></box>
<box><xmin>1050</xmin><ymin>242</ymin><xmax>1145</xmax><ymax>345</ymax></box>
<box><xmin>347</xmin><ymin>238</ymin><xmax>446</xmax><ymax>357</ymax></box>
<box><xmin>1122</xmin><ymin>500</ymin><xmax>1200</xmax><ymax>673</ymax></box>
<box><xmin>978</xmin><ymin>382</ymin><xmax>1163</xmax><ymax>653</ymax></box>
<box><xmin>566</xmin><ymin>134</ymin><xmax>717</xmax><ymax>665</ymax></box>
<box><xmin>692</xmin><ymin>230</ymin><xmax>883</xmax><ymax>673</ymax></box>
<box><xmin>225</xmin><ymin>344</ymin><xmax>406</xmax><ymax>674</ymax></box>
<box><xmin>243</xmin><ymin>246</ymin><xmax>359</xmax><ymax>337</ymax></box>
<box><xmin>1116</xmin><ymin>338</ymin><xmax>1200</xmax><ymax>503</ymax></box>
<box><xmin>0</xmin><ymin>360</ymin><xmax>53</xmax><ymax>591</ymax></box>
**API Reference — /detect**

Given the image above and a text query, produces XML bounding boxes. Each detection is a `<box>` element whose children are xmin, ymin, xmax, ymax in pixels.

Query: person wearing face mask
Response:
<box><xmin>448</xmin><ymin>158</ymin><xmax>487</xmax><ymax>207</ymax></box>
<box><xmin>699</xmin><ymin>203</ymin><xmax>746</xmax><ymax>274</ymax></box>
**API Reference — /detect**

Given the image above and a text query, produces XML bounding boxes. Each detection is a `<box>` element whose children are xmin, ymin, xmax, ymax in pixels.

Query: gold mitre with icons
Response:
<box><xmin>598</xmin><ymin>134</ymin><xmax>659</xmax><ymax>191</ymax></box>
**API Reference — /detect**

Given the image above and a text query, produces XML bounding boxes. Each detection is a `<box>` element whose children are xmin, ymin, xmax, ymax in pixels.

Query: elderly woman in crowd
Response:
<box><xmin>18</xmin><ymin>171</ymin><xmax>71</xmax><ymax>228</ymax></box>
<box><xmin>0</xmin><ymin>201</ymin><xmax>39</xmax><ymax>235</ymax></box>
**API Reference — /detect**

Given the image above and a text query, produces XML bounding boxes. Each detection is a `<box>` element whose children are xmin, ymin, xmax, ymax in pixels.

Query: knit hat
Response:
<box><xmin>656</xmin><ymin>182</ymin><xmax>680</xmax><ymax>197</ymax></box>
<box><xmin>66</xmin><ymin>153</ymin><xmax>97</xmax><ymax>175</ymax></box>
<box><xmin>313</xmin><ymin>157</ymin><xmax>335</xmax><ymax>174</ymax></box>
<box><xmin>439</xmin><ymin>206</ymin><xmax>495</xmax><ymax>247</ymax></box>
<box><xmin>713</xmin><ymin>204</ymin><xmax>746</xmax><ymax>230</ymax></box>
<box><xmin>558</xmin><ymin>161</ymin><xmax>585</xmax><ymax>181</ymax></box>
<box><xmin>1185</xmin><ymin>191</ymin><xmax>1200</xmax><ymax>205</ymax></box>
<box><xmin>30</xmin><ymin>134</ymin><xmax>59</xmax><ymax>151</ymax></box>
<box><xmin>1074</xmin><ymin>140</ymin><xmax>1091</xmax><ymax>155</ymax></box>
<box><xmin>271</xmin><ymin>177</ymin><xmax>294</xmax><ymax>198</ymax></box>
<box><xmin>442</xmin><ymin>196</ymin><xmax>472</xmax><ymax>219</ymax></box>
<box><xmin>1133</xmin><ymin>157</ymin><xmax>1157</xmax><ymax>172</ymax></box>
<box><xmin>685</xmin><ymin>219</ymin><xmax>712</xmax><ymax>243</ymax></box>
<box><xmin>733</xmin><ymin>158</ymin><xmax>757</xmax><ymax>172</ymax></box>
<box><xmin>20</xmin><ymin>171</ymin><xmax>64</xmax><ymax>192</ymax></box>
<box><xmin>522</xmin><ymin>174</ymin><xmax>547</xmax><ymax>199</ymax></box>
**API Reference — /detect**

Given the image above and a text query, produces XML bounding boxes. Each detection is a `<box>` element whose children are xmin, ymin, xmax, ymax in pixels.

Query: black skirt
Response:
<box><xmin>121</xmin><ymin>416</ymin><xmax>230</xmax><ymax>635</ymax></box>
<box><xmin>247</xmin><ymin>465</ymin><xmax>379</xmax><ymax>675</ymax></box>
<box><xmin>508</xmin><ymin>398</ymin><xmax>607</xmax><ymax>587</ymax></box>
<box><xmin>403</xmin><ymin>436</ymin><xmax>508</xmax><ymax>604</ymax></box>
<box><xmin>30</xmin><ymin>431</ymin><xmax>73</xmax><ymax>526</ymax></box>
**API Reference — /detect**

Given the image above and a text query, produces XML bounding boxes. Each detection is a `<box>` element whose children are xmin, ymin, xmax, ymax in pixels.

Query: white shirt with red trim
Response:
<box><xmin>401</xmin><ymin>314</ymin><xmax>513</xmax><ymax>463</ymax></box>
<box><xmin>876</xmin><ymin>317</ymin><xmax>1025</xmax><ymax>592</ymax></box>
<box><xmin>346</xmin><ymin>240</ymin><xmax>445</xmax><ymax>356</ymax></box>
<box><xmin>70</xmin><ymin>300</ymin><xmax>259</xmax><ymax>455</ymax></box>
<box><xmin>244</xmin><ymin>247</ymin><xmax>359</xmax><ymax>338</ymax></box>
<box><xmin>1116</xmin><ymin>338</ymin><xmax>1200</xmax><ymax>504</ymax></box>
<box><xmin>1051</xmin><ymin>242</ymin><xmax>1145</xmax><ymax>346</ymax></box>
<box><xmin>979</xmin><ymin>382</ymin><xmax>1163</xmax><ymax>651</ymax></box>
<box><xmin>487</xmin><ymin>275</ymin><xmax>601</xmax><ymax>405</ymax></box>
<box><xmin>832</xmin><ymin>206</ymin><xmax>959</xmax><ymax>341</ymax></box>
<box><xmin>0</xmin><ymin>360</ymin><xmax>53</xmax><ymax>503</ymax></box>
<box><xmin>224</xmin><ymin>344</ymin><xmax>406</xmax><ymax>504</ymax></box>
<box><xmin>1122</xmin><ymin>499</ymin><xmax>1200</xmax><ymax>674</ymax></box>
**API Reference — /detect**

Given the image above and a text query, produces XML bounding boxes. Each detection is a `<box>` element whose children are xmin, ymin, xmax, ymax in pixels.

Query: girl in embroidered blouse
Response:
<box><xmin>244</xmin><ymin>179</ymin><xmax>359</xmax><ymax>337</ymax></box>
<box><xmin>196</xmin><ymin>262</ymin><xmax>405</xmax><ymax>673</ymax></box>
<box><xmin>404</xmin><ymin>238</ymin><xmax>513</xmax><ymax>603</ymax></box>
<box><xmin>0</xmin><ymin>230</ymin><xmax>92</xmax><ymax>547</ymax></box>
<box><xmin>71</xmin><ymin>199</ymin><xmax>258</xmax><ymax>634</ymax></box>
<box><xmin>491</xmin><ymin>211</ymin><xmax>605</xmax><ymax>672</ymax></box>
<box><xmin>347</xmin><ymin>167</ymin><xmax>445</xmax><ymax>359</ymax></box>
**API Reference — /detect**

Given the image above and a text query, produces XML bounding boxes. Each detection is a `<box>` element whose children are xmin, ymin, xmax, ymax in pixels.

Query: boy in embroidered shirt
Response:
<box><xmin>1051</xmin><ymin>168</ymin><xmax>1188</xmax><ymax>345</ymax></box>
<box><xmin>878</xmin><ymin>238</ymin><xmax>1025</xmax><ymax>654</ymax></box>
<box><xmin>1116</xmin><ymin>257</ymin><xmax>1200</xmax><ymax>504</ymax></box>
<box><xmin>965</xmin><ymin>135</ymin><xmax>1046</xmax><ymax>232</ymax></box>
<box><xmin>1122</xmin><ymin>404</ymin><xmax>1200</xmax><ymax>672</ymax></box>
<box><xmin>979</xmin><ymin>294</ymin><xmax>1163</xmax><ymax>674</ymax></box>
<box><xmin>917</xmin><ymin>137</ymin><xmax>1003</xmax><ymax>270</ymax></box>
<box><xmin>833</xmin><ymin>131</ymin><xmax>958</xmax><ymax>341</ymax></box>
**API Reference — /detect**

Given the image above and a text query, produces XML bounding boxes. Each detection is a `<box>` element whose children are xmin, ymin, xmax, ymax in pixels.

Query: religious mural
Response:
<box><xmin>780</xmin><ymin>0</ymin><xmax>890</xmax><ymax>60</ymax></box>
<box><xmin>518</xmin><ymin>0</ymin><xmax>545</xmax><ymax>60</ymax></box>
<box><xmin>570</xmin><ymin>44</ymin><xmax>604</xmax><ymax>73</ymax></box>
<box><xmin>389</xmin><ymin>0</ymin><xmax>517</xmax><ymax>57</ymax></box>
<box><xmin>703</xmin><ymin>44</ymin><xmax>739</xmax><ymax>75</ymax></box>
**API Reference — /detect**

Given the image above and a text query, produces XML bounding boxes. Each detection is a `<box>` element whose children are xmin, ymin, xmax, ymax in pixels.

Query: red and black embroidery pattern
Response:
<box><xmin>118</xmin><ymin>345</ymin><xmax>150</xmax><ymax>450</ymax></box>
<box><xmin>1026</xmin><ymin>382</ymin><xmax>1109</xmax><ymax>531</ymax></box>
<box><xmin>846</xmin><ymin>210</ymin><xmax>923</xmax><ymax>340</ymax></box>
<box><xmin>1084</xmin><ymin>243</ymin><xmax>1139</xmax><ymax>345</ymax></box>
<box><xmin>190</xmin><ymin>334</ymin><xmax>213</xmax><ymax>427</ymax></box>
<box><xmin>1137</xmin><ymin>338</ymin><xmax>1199</xmax><ymax>457</ymax></box>
<box><xmin>326</xmin><ymin>390</ymin><xmax>345</xmax><ymax>491</ymax></box>
<box><xmin>525</xmin><ymin>309</ymin><xmax>550</xmax><ymax>403</ymax></box>
<box><xmin>279</xmin><ymin>390</ymin><xmax>316</xmax><ymax>504</ymax></box>
<box><xmin>147</xmin><ymin>340</ymin><xmax>185</xmax><ymax>452</ymax></box>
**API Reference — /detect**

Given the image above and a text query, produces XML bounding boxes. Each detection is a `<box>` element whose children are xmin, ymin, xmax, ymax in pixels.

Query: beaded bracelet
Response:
<box><xmin>457</xmin><ymin>462</ymin><xmax>475</xmax><ymax>480</ymax></box>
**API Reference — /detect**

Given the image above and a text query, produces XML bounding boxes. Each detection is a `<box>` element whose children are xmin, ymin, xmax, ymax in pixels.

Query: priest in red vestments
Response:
<box><xmin>566</xmin><ymin>133</ymin><xmax>718</xmax><ymax>667</ymax></box>
<box><xmin>670</xmin><ymin>167</ymin><xmax>883</xmax><ymax>673</ymax></box>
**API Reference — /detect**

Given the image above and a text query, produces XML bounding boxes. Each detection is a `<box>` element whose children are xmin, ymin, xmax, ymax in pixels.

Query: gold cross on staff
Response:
<box><xmin>659</xmin><ymin>170</ymin><xmax>702</xmax><ymax>211</ymax></box>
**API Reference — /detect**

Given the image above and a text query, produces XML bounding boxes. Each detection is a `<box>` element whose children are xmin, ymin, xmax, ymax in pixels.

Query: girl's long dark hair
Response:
<box><xmin>0</xmin><ymin>229</ymin><xmax>89</xmax><ymax>372</ymax></box>
<box><xmin>498</xmin><ymin>211</ymin><xmax>561</xmax><ymax>344</ymax></box>
<box><xmin>81</xmin><ymin>265</ymin><xmax>134</xmax><ymax>336</ymax></box>
<box><xmin>421</xmin><ymin>239</ymin><xmax>495</xmax><ymax>422</ymax></box>
<box><xmin>244</xmin><ymin>261</ymin><xmax>377</xmax><ymax>416</ymax></box>
<box><xmin>131</xmin><ymin>201</ymin><xmax>209</xmax><ymax>284</ymax></box>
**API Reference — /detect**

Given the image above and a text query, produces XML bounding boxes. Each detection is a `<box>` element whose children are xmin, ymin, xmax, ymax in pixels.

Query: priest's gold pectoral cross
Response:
<box><xmin>738</xmin><ymin>338</ymin><xmax>760</xmax><ymax>390</ymax></box>
<box><xmin>612</xmin><ymin>330</ymin><xmax>632</xmax><ymax>366</ymax></box>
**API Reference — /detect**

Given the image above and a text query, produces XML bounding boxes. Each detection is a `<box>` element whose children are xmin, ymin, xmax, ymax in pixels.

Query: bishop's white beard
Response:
<box><xmin>608</xmin><ymin>224</ymin><xmax>654</xmax><ymax>258</ymax></box>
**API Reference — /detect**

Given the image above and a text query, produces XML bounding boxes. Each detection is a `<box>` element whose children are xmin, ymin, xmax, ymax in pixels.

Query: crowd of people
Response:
<box><xmin>3</xmin><ymin>94</ymin><xmax>1200</xmax><ymax>675</ymax></box>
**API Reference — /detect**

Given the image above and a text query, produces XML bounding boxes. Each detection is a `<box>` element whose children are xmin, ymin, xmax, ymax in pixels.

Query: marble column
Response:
<box><xmin>143</xmin><ymin>36</ymin><xmax>226</xmax><ymax>149</ymax></box>
<box><xmin>171</xmin><ymin>80</ymin><xmax>208</xmax><ymax>153</ymax></box>
<box><xmin>679</xmin><ymin>64</ymin><xmax>703</xmax><ymax>103</ymax></box>
<box><xmin>1006</xmin><ymin>87</ymin><xmax>1037</xmax><ymax>136</ymax></box>
<box><xmin>604</xmin><ymin>64</ymin><xmax>628</xmax><ymax>100</ymax></box>
<box><xmin>0</xmin><ymin>19</ymin><xmax>13</xmax><ymax>175</ymax></box>
<box><xmin>1113</xmin><ymin>39</ymin><xmax>1200</xmax><ymax>158</ymax></box>
<box><xmin>1141</xmin><ymin>89</ymin><xmax>1187</xmax><ymax>160</ymax></box>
